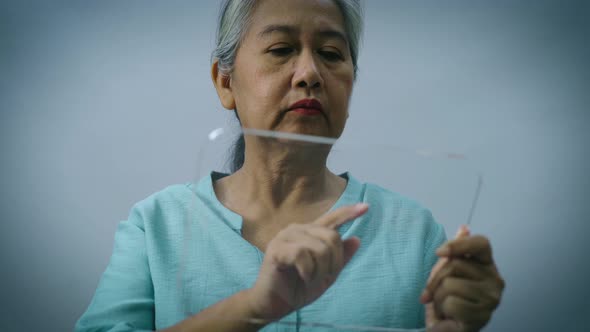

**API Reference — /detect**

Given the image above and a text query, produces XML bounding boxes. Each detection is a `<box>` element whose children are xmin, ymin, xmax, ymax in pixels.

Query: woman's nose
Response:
<box><xmin>292</xmin><ymin>50</ymin><xmax>323</xmax><ymax>90</ymax></box>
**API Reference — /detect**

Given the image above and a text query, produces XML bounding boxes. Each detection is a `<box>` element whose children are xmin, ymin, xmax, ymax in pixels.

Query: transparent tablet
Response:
<box><xmin>178</xmin><ymin>124</ymin><xmax>482</xmax><ymax>332</ymax></box>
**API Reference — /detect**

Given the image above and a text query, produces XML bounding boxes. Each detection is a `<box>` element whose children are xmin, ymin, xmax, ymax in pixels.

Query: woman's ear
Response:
<box><xmin>211</xmin><ymin>60</ymin><xmax>236</xmax><ymax>110</ymax></box>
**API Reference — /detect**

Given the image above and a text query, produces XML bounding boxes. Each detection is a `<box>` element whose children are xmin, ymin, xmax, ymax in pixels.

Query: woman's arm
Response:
<box><xmin>76</xmin><ymin>204</ymin><xmax>268</xmax><ymax>332</ymax></box>
<box><xmin>159</xmin><ymin>289</ymin><xmax>265</xmax><ymax>332</ymax></box>
<box><xmin>75</xmin><ymin>208</ymin><xmax>155</xmax><ymax>332</ymax></box>
<box><xmin>76</xmin><ymin>202</ymin><xmax>367</xmax><ymax>332</ymax></box>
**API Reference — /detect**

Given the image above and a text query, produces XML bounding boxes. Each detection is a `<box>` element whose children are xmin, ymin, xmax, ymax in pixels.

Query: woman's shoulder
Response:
<box><xmin>122</xmin><ymin>182</ymin><xmax>204</xmax><ymax>233</ymax></box>
<box><xmin>126</xmin><ymin>174</ymin><xmax>220</xmax><ymax>227</ymax></box>
<box><xmin>131</xmin><ymin>183</ymin><xmax>195</xmax><ymax>212</ymax></box>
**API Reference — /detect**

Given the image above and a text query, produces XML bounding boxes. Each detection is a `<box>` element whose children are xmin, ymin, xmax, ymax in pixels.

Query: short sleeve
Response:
<box><xmin>75</xmin><ymin>206</ymin><xmax>155</xmax><ymax>332</ymax></box>
<box><xmin>415</xmin><ymin>208</ymin><xmax>448</xmax><ymax>327</ymax></box>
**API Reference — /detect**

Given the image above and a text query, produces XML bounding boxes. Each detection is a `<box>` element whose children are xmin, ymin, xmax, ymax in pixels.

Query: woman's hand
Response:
<box><xmin>422</xmin><ymin>226</ymin><xmax>505</xmax><ymax>332</ymax></box>
<box><xmin>246</xmin><ymin>203</ymin><xmax>369</xmax><ymax>322</ymax></box>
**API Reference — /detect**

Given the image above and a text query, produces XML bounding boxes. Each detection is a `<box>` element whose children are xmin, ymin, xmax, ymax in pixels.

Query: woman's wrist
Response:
<box><xmin>242</xmin><ymin>287</ymin><xmax>291</xmax><ymax>324</ymax></box>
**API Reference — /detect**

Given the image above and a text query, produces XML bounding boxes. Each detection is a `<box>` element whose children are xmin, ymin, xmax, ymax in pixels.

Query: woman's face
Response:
<box><xmin>214</xmin><ymin>0</ymin><xmax>355</xmax><ymax>139</ymax></box>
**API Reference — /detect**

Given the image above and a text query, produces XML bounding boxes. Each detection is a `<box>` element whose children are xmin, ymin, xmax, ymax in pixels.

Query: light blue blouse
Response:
<box><xmin>76</xmin><ymin>172</ymin><xmax>446</xmax><ymax>331</ymax></box>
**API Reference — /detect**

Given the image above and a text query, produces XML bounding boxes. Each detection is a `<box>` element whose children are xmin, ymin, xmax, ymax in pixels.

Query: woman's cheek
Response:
<box><xmin>341</xmin><ymin>71</ymin><xmax>355</xmax><ymax>92</ymax></box>
<box><xmin>330</xmin><ymin>65</ymin><xmax>354</xmax><ymax>92</ymax></box>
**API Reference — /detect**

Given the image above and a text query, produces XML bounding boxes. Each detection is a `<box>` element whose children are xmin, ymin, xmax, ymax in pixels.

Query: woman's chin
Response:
<box><xmin>274</xmin><ymin>121</ymin><xmax>338</xmax><ymax>139</ymax></box>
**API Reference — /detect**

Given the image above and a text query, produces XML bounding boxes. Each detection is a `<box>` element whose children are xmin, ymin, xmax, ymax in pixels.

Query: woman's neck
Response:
<box><xmin>238</xmin><ymin>163</ymin><xmax>333</xmax><ymax>208</ymax></box>
<box><xmin>214</xmin><ymin>145</ymin><xmax>346</xmax><ymax>224</ymax></box>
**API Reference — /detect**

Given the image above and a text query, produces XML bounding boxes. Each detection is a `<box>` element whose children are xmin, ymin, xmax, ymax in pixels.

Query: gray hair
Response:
<box><xmin>212</xmin><ymin>0</ymin><xmax>364</xmax><ymax>173</ymax></box>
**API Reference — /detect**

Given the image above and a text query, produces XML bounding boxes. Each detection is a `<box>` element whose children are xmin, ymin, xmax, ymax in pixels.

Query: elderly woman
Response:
<box><xmin>76</xmin><ymin>0</ymin><xmax>504</xmax><ymax>331</ymax></box>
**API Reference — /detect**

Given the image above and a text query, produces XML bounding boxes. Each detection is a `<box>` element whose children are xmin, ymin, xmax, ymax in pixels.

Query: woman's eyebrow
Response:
<box><xmin>258</xmin><ymin>24</ymin><xmax>297</xmax><ymax>39</ymax></box>
<box><xmin>257</xmin><ymin>24</ymin><xmax>348</xmax><ymax>45</ymax></box>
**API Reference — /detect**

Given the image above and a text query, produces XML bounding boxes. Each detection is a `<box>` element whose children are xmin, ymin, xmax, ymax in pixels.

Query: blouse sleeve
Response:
<box><xmin>75</xmin><ymin>205</ymin><xmax>155</xmax><ymax>332</ymax></box>
<box><xmin>416</xmin><ymin>208</ymin><xmax>448</xmax><ymax>327</ymax></box>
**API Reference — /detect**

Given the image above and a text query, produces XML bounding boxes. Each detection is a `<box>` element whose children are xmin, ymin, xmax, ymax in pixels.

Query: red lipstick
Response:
<box><xmin>288</xmin><ymin>99</ymin><xmax>323</xmax><ymax>116</ymax></box>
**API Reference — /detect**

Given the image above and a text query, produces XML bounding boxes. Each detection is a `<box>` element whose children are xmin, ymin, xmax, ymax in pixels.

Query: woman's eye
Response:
<box><xmin>269</xmin><ymin>47</ymin><xmax>293</xmax><ymax>57</ymax></box>
<box><xmin>319</xmin><ymin>50</ymin><xmax>344</xmax><ymax>62</ymax></box>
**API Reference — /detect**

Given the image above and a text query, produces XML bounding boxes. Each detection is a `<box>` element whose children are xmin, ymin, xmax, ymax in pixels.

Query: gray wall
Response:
<box><xmin>1</xmin><ymin>1</ymin><xmax>588</xmax><ymax>331</ymax></box>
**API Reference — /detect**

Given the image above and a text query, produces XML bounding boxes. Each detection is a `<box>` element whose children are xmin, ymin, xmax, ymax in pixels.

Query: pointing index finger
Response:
<box><xmin>314</xmin><ymin>203</ymin><xmax>369</xmax><ymax>229</ymax></box>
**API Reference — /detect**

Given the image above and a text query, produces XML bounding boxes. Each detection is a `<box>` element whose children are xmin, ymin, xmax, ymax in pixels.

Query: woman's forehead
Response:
<box><xmin>248</xmin><ymin>0</ymin><xmax>346</xmax><ymax>38</ymax></box>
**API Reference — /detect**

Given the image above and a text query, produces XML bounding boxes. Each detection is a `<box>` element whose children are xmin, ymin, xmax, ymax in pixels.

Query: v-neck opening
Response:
<box><xmin>192</xmin><ymin>171</ymin><xmax>365</xmax><ymax>252</ymax></box>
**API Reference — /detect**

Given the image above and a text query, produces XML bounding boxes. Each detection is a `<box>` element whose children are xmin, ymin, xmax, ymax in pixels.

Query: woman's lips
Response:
<box><xmin>288</xmin><ymin>99</ymin><xmax>323</xmax><ymax>116</ymax></box>
<box><xmin>292</xmin><ymin>108</ymin><xmax>322</xmax><ymax>116</ymax></box>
